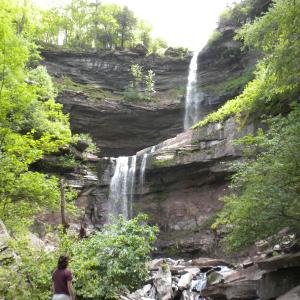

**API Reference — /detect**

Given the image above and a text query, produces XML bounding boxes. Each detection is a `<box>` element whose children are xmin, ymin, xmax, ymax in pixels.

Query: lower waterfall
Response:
<box><xmin>108</xmin><ymin>156</ymin><xmax>136</xmax><ymax>220</ymax></box>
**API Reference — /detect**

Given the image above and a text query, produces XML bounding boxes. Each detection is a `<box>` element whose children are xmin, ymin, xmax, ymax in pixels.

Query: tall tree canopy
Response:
<box><xmin>0</xmin><ymin>0</ymin><xmax>72</xmax><ymax>231</ymax></box>
<box><xmin>33</xmin><ymin>0</ymin><xmax>167</xmax><ymax>51</ymax></box>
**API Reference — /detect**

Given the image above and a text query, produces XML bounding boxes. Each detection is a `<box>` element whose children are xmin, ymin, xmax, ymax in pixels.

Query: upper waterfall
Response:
<box><xmin>184</xmin><ymin>50</ymin><xmax>202</xmax><ymax>130</ymax></box>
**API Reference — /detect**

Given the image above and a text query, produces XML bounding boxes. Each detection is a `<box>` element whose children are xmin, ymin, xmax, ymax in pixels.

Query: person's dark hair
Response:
<box><xmin>57</xmin><ymin>255</ymin><xmax>69</xmax><ymax>270</ymax></box>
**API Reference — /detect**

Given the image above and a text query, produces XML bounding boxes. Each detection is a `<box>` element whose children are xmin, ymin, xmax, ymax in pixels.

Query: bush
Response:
<box><xmin>124</xmin><ymin>65</ymin><xmax>156</xmax><ymax>102</ymax></box>
<box><xmin>0</xmin><ymin>215</ymin><xmax>158</xmax><ymax>299</ymax></box>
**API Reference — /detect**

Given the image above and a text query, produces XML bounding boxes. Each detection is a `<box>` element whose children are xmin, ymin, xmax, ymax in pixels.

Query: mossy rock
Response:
<box><xmin>207</xmin><ymin>271</ymin><xmax>224</xmax><ymax>285</ymax></box>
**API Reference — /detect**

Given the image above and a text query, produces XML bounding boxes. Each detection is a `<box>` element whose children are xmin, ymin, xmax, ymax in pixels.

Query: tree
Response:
<box><xmin>137</xmin><ymin>21</ymin><xmax>152</xmax><ymax>48</ymax></box>
<box><xmin>0</xmin><ymin>0</ymin><xmax>71</xmax><ymax>232</ymax></box>
<box><xmin>214</xmin><ymin>106</ymin><xmax>300</xmax><ymax>251</ymax></box>
<box><xmin>116</xmin><ymin>6</ymin><xmax>137</xmax><ymax>49</ymax></box>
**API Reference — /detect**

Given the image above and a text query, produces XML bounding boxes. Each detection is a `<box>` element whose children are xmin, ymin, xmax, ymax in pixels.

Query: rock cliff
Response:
<box><xmin>41</xmin><ymin>27</ymin><xmax>257</xmax><ymax>156</ymax></box>
<box><xmin>82</xmin><ymin>117</ymin><xmax>262</xmax><ymax>257</ymax></box>
<box><xmin>39</xmin><ymin>0</ymin><xmax>272</xmax><ymax>256</ymax></box>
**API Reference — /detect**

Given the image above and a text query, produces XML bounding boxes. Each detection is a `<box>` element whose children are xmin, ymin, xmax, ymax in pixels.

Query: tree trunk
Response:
<box><xmin>60</xmin><ymin>178</ymin><xmax>68</xmax><ymax>230</ymax></box>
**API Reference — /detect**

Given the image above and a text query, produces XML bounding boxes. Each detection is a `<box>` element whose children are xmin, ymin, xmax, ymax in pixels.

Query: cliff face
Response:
<box><xmin>195</xmin><ymin>0</ymin><xmax>271</xmax><ymax>119</ymax></box>
<box><xmin>42</xmin><ymin>49</ymin><xmax>190</xmax><ymax>92</ymax></box>
<box><xmin>42</xmin><ymin>49</ymin><xmax>190</xmax><ymax>156</ymax></box>
<box><xmin>39</xmin><ymin>1</ymin><xmax>272</xmax><ymax>256</ymax></box>
<box><xmin>57</xmin><ymin>90</ymin><xmax>183</xmax><ymax>157</ymax></box>
<box><xmin>41</xmin><ymin>34</ymin><xmax>255</xmax><ymax>156</ymax></box>
<box><xmin>81</xmin><ymin>118</ymin><xmax>262</xmax><ymax>257</ymax></box>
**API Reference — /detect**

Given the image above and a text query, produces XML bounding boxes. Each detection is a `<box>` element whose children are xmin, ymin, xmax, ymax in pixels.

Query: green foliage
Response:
<box><xmin>144</xmin><ymin>70</ymin><xmax>155</xmax><ymax>94</ymax></box>
<box><xmin>0</xmin><ymin>0</ymin><xmax>72</xmax><ymax>232</ymax></box>
<box><xmin>194</xmin><ymin>0</ymin><xmax>300</xmax><ymax>129</ymax></box>
<box><xmin>207</xmin><ymin>30</ymin><xmax>222</xmax><ymax>46</ymax></box>
<box><xmin>0</xmin><ymin>215</ymin><xmax>158</xmax><ymax>300</ymax></box>
<box><xmin>148</xmin><ymin>37</ymin><xmax>168</xmax><ymax>55</ymax></box>
<box><xmin>0</xmin><ymin>236</ymin><xmax>57</xmax><ymax>299</ymax></box>
<box><xmin>130</xmin><ymin>64</ymin><xmax>143</xmax><ymax>88</ymax></box>
<box><xmin>72</xmin><ymin>133</ymin><xmax>99</xmax><ymax>154</ymax></box>
<box><xmin>213</xmin><ymin>106</ymin><xmax>300</xmax><ymax>251</ymax></box>
<box><xmin>218</xmin><ymin>0</ymin><xmax>269</xmax><ymax>28</ymax></box>
<box><xmin>28</xmin><ymin>65</ymin><xmax>56</xmax><ymax>99</ymax></box>
<box><xmin>56</xmin><ymin>76</ymin><xmax>119</xmax><ymax>101</ymax></box>
<box><xmin>31</xmin><ymin>0</ymin><xmax>166</xmax><ymax>51</ymax></box>
<box><xmin>203</xmin><ymin>66</ymin><xmax>254</xmax><ymax>96</ymax></box>
<box><xmin>124</xmin><ymin>64</ymin><xmax>156</xmax><ymax>102</ymax></box>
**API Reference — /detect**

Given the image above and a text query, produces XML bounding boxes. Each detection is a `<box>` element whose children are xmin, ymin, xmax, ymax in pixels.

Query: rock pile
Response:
<box><xmin>120</xmin><ymin>257</ymin><xmax>231</xmax><ymax>300</ymax></box>
<box><xmin>120</xmin><ymin>236</ymin><xmax>300</xmax><ymax>300</ymax></box>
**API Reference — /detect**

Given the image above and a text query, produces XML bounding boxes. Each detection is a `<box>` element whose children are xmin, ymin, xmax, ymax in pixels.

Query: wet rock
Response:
<box><xmin>181</xmin><ymin>290</ymin><xmax>199</xmax><ymax>300</ymax></box>
<box><xmin>183</xmin><ymin>267</ymin><xmax>200</xmax><ymax>277</ymax></box>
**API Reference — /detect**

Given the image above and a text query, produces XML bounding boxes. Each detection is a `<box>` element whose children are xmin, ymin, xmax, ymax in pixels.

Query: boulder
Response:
<box><xmin>26</xmin><ymin>233</ymin><xmax>45</xmax><ymax>251</ymax></box>
<box><xmin>148</xmin><ymin>258</ymin><xmax>165</xmax><ymax>269</ymax></box>
<box><xmin>74</xmin><ymin>139</ymin><xmax>89</xmax><ymax>152</ymax></box>
<box><xmin>207</xmin><ymin>271</ymin><xmax>224</xmax><ymax>285</ymax></box>
<box><xmin>202</xmin><ymin>280</ymin><xmax>258</xmax><ymax>300</ymax></box>
<box><xmin>131</xmin><ymin>44</ymin><xmax>148</xmax><ymax>56</ymax></box>
<box><xmin>258</xmin><ymin>267</ymin><xmax>300</xmax><ymax>300</ymax></box>
<box><xmin>181</xmin><ymin>290</ymin><xmax>199</xmax><ymax>300</ymax></box>
<box><xmin>258</xmin><ymin>252</ymin><xmax>300</xmax><ymax>271</ymax></box>
<box><xmin>276</xmin><ymin>286</ymin><xmax>300</xmax><ymax>300</ymax></box>
<box><xmin>153</xmin><ymin>266</ymin><xmax>172</xmax><ymax>300</ymax></box>
<box><xmin>178</xmin><ymin>272</ymin><xmax>193</xmax><ymax>290</ymax></box>
<box><xmin>191</xmin><ymin>257</ymin><xmax>230</xmax><ymax>267</ymax></box>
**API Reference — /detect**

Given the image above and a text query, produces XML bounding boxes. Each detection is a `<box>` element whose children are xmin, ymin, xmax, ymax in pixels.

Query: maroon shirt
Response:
<box><xmin>52</xmin><ymin>268</ymin><xmax>73</xmax><ymax>295</ymax></box>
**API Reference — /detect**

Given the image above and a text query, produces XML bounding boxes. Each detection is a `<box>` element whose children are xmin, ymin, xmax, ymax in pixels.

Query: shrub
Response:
<box><xmin>213</xmin><ymin>106</ymin><xmax>300</xmax><ymax>251</ymax></box>
<box><xmin>0</xmin><ymin>215</ymin><xmax>158</xmax><ymax>299</ymax></box>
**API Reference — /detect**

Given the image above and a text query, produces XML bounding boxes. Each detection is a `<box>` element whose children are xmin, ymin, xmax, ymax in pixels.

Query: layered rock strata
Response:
<box><xmin>88</xmin><ymin>117</ymin><xmax>262</xmax><ymax>256</ymax></box>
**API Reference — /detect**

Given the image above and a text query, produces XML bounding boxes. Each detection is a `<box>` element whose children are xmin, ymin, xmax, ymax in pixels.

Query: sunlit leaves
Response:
<box><xmin>0</xmin><ymin>0</ymin><xmax>71</xmax><ymax>232</ymax></box>
<box><xmin>213</xmin><ymin>106</ymin><xmax>300</xmax><ymax>251</ymax></box>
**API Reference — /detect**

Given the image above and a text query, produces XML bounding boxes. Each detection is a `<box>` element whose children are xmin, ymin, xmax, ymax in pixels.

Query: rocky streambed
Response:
<box><xmin>120</xmin><ymin>235</ymin><xmax>300</xmax><ymax>300</ymax></box>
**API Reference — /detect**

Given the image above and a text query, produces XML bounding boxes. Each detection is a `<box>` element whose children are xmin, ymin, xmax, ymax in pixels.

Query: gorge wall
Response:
<box><xmin>39</xmin><ymin>1</ymin><xmax>271</xmax><ymax>256</ymax></box>
<box><xmin>42</xmin><ymin>28</ymin><xmax>256</xmax><ymax>157</ymax></box>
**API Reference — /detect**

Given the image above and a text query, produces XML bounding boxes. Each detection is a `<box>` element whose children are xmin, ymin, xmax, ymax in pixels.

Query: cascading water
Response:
<box><xmin>184</xmin><ymin>49</ymin><xmax>203</xmax><ymax>130</ymax></box>
<box><xmin>139</xmin><ymin>146</ymin><xmax>156</xmax><ymax>189</ymax></box>
<box><xmin>108</xmin><ymin>156</ymin><xmax>136</xmax><ymax>220</ymax></box>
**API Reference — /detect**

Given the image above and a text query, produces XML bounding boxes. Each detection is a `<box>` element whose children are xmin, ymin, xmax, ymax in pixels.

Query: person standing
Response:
<box><xmin>52</xmin><ymin>255</ymin><xmax>75</xmax><ymax>300</ymax></box>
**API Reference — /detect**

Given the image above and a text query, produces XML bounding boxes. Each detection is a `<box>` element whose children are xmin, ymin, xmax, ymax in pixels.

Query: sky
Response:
<box><xmin>33</xmin><ymin>0</ymin><xmax>238</xmax><ymax>50</ymax></box>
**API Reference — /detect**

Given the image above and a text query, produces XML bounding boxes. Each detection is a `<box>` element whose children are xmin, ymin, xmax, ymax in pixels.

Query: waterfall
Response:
<box><xmin>184</xmin><ymin>49</ymin><xmax>202</xmax><ymax>130</ymax></box>
<box><xmin>139</xmin><ymin>146</ymin><xmax>156</xmax><ymax>190</ymax></box>
<box><xmin>108</xmin><ymin>156</ymin><xmax>136</xmax><ymax>220</ymax></box>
